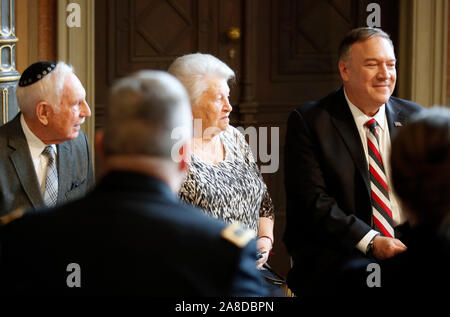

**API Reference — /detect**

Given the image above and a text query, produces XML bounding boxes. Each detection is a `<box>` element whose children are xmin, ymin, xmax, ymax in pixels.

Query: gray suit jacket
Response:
<box><xmin>0</xmin><ymin>114</ymin><xmax>95</xmax><ymax>216</ymax></box>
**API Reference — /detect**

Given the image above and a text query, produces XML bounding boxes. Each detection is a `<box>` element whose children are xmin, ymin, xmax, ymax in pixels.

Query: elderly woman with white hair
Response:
<box><xmin>168</xmin><ymin>53</ymin><xmax>276</xmax><ymax>271</ymax></box>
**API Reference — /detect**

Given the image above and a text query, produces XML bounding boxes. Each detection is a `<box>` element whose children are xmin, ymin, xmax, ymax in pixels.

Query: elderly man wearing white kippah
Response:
<box><xmin>0</xmin><ymin>61</ymin><xmax>94</xmax><ymax>217</ymax></box>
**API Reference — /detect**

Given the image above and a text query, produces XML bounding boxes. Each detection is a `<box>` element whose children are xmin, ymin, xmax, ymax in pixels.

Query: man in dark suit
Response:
<box><xmin>341</xmin><ymin>107</ymin><xmax>450</xmax><ymax>293</ymax></box>
<box><xmin>0</xmin><ymin>70</ymin><xmax>266</xmax><ymax>296</ymax></box>
<box><xmin>284</xmin><ymin>27</ymin><xmax>423</xmax><ymax>295</ymax></box>
<box><xmin>0</xmin><ymin>61</ymin><xmax>94</xmax><ymax>217</ymax></box>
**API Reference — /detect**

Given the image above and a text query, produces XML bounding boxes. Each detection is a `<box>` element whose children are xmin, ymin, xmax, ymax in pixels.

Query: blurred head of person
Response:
<box><xmin>97</xmin><ymin>70</ymin><xmax>192</xmax><ymax>192</ymax></box>
<box><xmin>391</xmin><ymin>106</ymin><xmax>450</xmax><ymax>230</ymax></box>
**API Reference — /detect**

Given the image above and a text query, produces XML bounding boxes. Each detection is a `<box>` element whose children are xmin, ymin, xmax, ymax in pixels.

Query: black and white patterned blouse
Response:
<box><xmin>179</xmin><ymin>126</ymin><xmax>275</xmax><ymax>234</ymax></box>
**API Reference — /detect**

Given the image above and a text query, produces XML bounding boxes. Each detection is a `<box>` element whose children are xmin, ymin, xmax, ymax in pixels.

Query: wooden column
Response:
<box><xmin>38</xmin><ymin>0</ymin><xmax>57</xmax><ymax>61</ymax></box>
<box><xmin>0</xmin><ymin>0</ymin><xmax>20</xmax><ymax>125</ymax></box>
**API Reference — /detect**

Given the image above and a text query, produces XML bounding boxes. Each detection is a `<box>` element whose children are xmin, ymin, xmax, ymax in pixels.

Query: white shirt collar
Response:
<box><xmin>20</xmin><ymin>113</ymin><xmax>57</xmax><ymax>158</ymax></box>
<box><xmin>343</xmin><ymin>88</ymin><xmax>386</xmax><ymax>131</ymax></box>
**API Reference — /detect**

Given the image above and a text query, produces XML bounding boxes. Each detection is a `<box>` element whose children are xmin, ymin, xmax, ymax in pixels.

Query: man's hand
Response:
<box><xmin>372</xmin><ymin>235</ymin><xmax>407</xmax><ymax>260</ymax></box>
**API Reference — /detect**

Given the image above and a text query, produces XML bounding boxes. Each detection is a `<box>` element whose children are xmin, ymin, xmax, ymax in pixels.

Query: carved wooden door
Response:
<box><xmin>95</xmin><ymin>0</ymin><xmax>243</xmax><ymax>128</ymax></box>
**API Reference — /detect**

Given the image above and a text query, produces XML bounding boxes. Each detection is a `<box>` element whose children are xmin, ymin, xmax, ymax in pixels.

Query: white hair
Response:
<box><xmin>167</xmin><ymin>53</ymin><xmax>235</xmax><ymax>107</ymax></box>
<box><xmin>16</xmin><ymin>61</ymin><xmax>74</xmax><ymax>116</ymax></box>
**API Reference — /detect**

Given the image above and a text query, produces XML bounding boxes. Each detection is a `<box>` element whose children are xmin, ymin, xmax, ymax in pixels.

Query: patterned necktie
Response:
<box><xmin>365</xmin><ymin>119</ymin><xmax>395</xmax><ymax>238</ymax></box>
<box><xmin>42</xmin><ymin>146</ymin><xmax>58</xmax><ymax>207</ymax></box>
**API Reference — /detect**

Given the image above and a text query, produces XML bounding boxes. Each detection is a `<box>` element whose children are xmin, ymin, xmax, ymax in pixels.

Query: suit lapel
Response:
<box><xmin>7</xmin><ymin>115</ymin><xmax>45</xmax><ymax>207</ymax></box>
<box><xmin>328</xmin><ymin>88</ymin><xmax>371</xmax><ymax>194</ymax></box>
<box><xmin>56</xmin><ymin>141</ymin><xmax>71</xmax><ymax>203</ymax></box>
<box><xmin>328</xmin><ymin>92</ymin><xmax>407</xmax><ymax>196</ymax></box>
<box><xmin>385</xmin><ymin>99</ymin><xmax>406</xmax><ymax>139</ymax></box>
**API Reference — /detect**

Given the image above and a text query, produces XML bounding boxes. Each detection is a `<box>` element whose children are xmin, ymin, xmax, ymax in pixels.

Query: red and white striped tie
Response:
<box><xmin>365</xmin><ymin>119</ymin><xmax>395</xmax><ymax>238</ymax></box>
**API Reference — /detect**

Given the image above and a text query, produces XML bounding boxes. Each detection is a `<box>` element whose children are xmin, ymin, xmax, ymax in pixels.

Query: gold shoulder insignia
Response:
<box><xmin>0</xmin><ymin>208</ymin><xmax>25</xmax><ymax>226</ymax></box>
<box><xmin>221</xmin><ymin>222</ymin><xmax>256</xmax><ymax>248</ymax></box>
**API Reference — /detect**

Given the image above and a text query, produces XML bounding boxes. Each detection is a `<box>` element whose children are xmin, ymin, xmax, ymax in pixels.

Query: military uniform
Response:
<box><xmin>0</xmin><ymin>171</ymin><xmax>266</xmax><ymax>296</ymax></box>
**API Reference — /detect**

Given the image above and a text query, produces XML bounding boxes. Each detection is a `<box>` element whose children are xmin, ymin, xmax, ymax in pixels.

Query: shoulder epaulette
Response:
<box><xmin>221</xmin><ymin>222</ymin><xmax>256</xmax><ymax>248</ymax></box>
<box><xmin>0</xmin><ymin>208</ymin><xmax>25</xmax><ymax>226</ymax></box>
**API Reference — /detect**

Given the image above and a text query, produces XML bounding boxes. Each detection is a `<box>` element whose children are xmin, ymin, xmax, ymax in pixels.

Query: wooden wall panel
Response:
<box><xmin>96</xmin><ymin>0</ymin><xmax>242</xmax><ymax>129</ymax></box>
<box><xmin>272</xmin><ymin>0</ymin><xmax>353</xmax><ymax>82</ymax></box>
<box><xmin>38</xmin><ymin>0</ymin><xmax>57</xmax><ymax>62</ymax></box>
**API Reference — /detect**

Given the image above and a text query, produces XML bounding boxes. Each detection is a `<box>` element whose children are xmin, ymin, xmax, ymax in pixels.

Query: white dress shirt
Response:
<box><xmin>343</xmin><ymin>89</ymin><xmax>405</xmax><ymax>254</ymax></box>
<box><xmin>20</xmin><ymin>114</ymin><xmax>57</xmax><ymax>194</ymax></box>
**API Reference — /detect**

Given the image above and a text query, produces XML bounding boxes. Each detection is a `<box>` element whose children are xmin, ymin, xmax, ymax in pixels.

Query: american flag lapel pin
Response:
<box><xmin>394</xmin><ymin>121</ymin><xmax>403</xmax><ymax>127</ymax></box>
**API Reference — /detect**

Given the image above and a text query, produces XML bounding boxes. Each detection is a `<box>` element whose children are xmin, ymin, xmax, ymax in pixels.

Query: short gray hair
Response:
<box><xmin>338</xmin><ymin>27</ymin><xmax>394</xmax><ymax>62</ymax></box>
<box><xmin>16</xmin><ymin>61</ymin><xmax>74</xmax><ymax>116</ymax></box>
<box><xmin>103</xmin><ymin>70</ymin><xmax>191</xmax><ymax>158</ymax></box>
<box><xmin>167</xmin><ymin>53</ymin><xmax>235</xmax><ymax>107</ymax></box>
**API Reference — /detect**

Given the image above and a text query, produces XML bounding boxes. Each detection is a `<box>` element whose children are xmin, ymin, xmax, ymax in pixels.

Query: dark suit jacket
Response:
<box><xmin>0</xmin><ymin>171</ymin><xmax>266</xmax><ymax>296</ymax></box>
<box><xmin>0</xmin><ymin>114</ymin><xmax>94</xmax><ymax>216</ymax></box>
<box><xmin>340</xmin><ymin>224</ymin><xmax>450</xmax><ymax>294</ymax></box>
<box><xmin>283</xmin><ymin>87</ymin><xmax>422</xmax><ymax>295</ymax></box>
